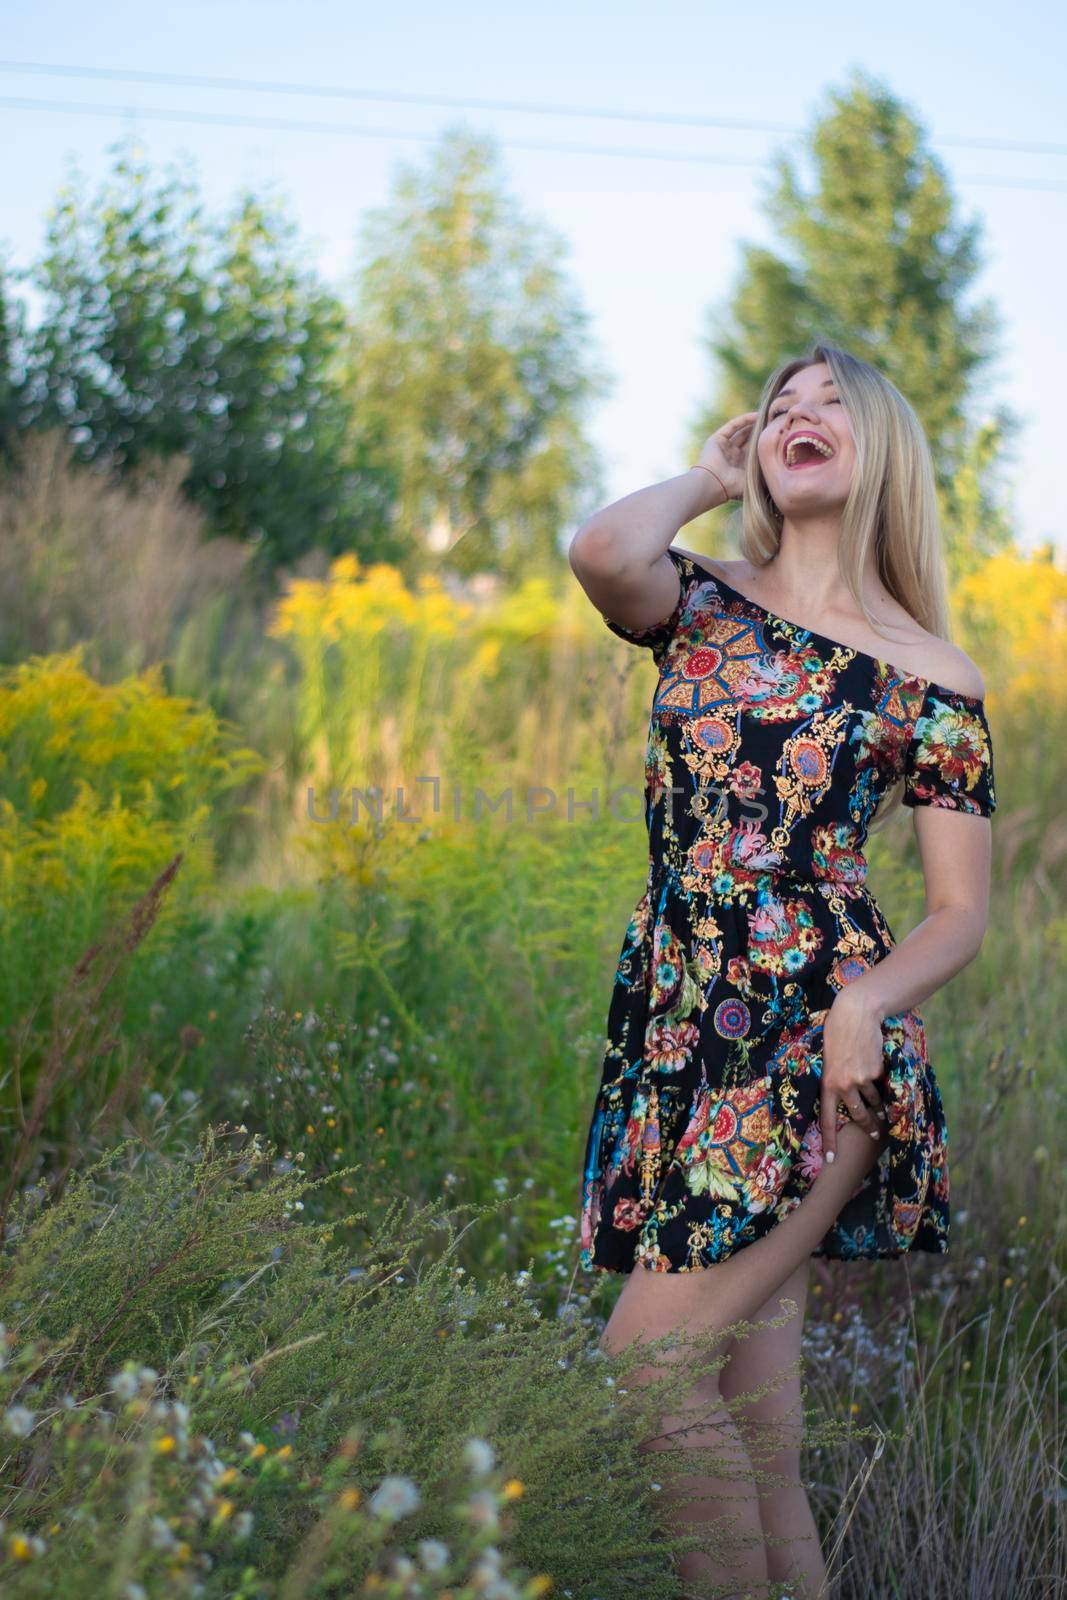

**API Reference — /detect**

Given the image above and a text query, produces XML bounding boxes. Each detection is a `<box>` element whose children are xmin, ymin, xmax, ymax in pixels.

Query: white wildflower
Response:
<box><xmin>463</xmin><ymin>1437</ymin><xmax>496</xmax><ymax>1475</ymax></box>
<box><xmin>368</xmin><ymin>1474</ymin><xmax>421</xmax><ymax>1521</ymax></box>
<box><xmin>110</xmin><ymin>1369</ymin><xmax>140</xmax><ymax>1401</ymax></box>
<box><xmin>150</xmin><ymin>1517</ymin><xmax>176</xmax><ymax>1551</ymax></box>
<box><xmin>471</xmin><ymin>1545</ymin><xmax>502</xmax><ymax>1576</ymax></box>
<box><xmin>467</xmin><ymin>1488</ymin><xmax>499</xmax><ymax>1530</ymax></box>
<box><xmin>417</xmin><ymin>1538</ymin><xmax>450</xmax><ymax>1571</ymax></box>
<box><xmin>4</xmin><ymin>1405</ymin><xmax>36</xmax><ymax>1438</ymax></box>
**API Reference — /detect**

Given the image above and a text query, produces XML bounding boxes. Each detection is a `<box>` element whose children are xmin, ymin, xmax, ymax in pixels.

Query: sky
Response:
<box><xmin>2</xmin><ymin>1</ymin><xmax>1065</xmax><ymax>556</ymax></box>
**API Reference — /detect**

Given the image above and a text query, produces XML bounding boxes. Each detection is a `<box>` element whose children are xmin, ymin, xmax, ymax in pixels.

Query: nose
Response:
<box><xmin>781</xmin><ymin>402</ymin><xmax>819</xmax><ymax>430</ymax></box>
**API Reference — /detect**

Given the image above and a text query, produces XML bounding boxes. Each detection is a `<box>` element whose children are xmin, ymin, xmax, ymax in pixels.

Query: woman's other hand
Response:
<box><xmin>819</xmin><ymin>987</ymin><xmax>889</xmax><ymax>1162</ymax></box>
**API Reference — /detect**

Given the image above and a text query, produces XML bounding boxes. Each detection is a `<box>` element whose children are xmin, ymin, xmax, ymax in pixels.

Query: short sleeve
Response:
<box><xmin>901</xmin><ymin>681</ymin><xmax>997</xmax><ymax>817</ymax></box>
<box><xmin>601</xmin><ymin>547</ymin><xmax>697</xmax><ymax>672</ymax></box>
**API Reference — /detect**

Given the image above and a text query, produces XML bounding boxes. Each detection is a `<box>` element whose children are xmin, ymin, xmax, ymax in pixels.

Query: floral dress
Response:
<box><xmin>578</xmin><ymin>548</ymin><xmax>997</xmax><ymax>1274</ymax></box>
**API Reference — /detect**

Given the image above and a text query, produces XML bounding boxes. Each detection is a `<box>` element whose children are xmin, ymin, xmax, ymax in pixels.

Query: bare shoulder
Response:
<box><xmin>906</xmin><ymin>634</ymin><xmax>987</xmax><ymax>699</ymax></box>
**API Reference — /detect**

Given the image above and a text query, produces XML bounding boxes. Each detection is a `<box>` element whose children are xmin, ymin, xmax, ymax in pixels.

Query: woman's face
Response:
<box><xmin>756</xmin><ymin>361</ymin><xmax>855</xmax><ymax>518</ymax></box>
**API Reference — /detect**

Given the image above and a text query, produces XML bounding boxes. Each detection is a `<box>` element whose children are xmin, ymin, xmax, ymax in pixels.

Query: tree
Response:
<box><xmin>0</xmin><ymin>261</ymin><xmax>27</xmax><ymax>464</ymax></box>
<box><xmin>19</xmin><ymin>140</ymin><xmax>397</xmax><ymax>571</ymax></box>
<box><xmin>342</xmin><ymin>125</ymin><xmax>611</xmax><ymax>580</ymax></box>
<box><xmin>691</xmin><ymin>69</ymin><xmax>1019</xmax><ymax>576</ymax></box>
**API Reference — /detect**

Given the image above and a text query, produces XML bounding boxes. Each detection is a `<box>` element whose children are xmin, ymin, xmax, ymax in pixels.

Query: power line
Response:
<box><xmin>3</xmin><ymin>92</ymin><xmax>1067</xmax><ymax>194</ymax></box>
<box><xmin>2</xmin><ymin>56</ymin><xmax>1067</xmax><ymax>162</ymax></box>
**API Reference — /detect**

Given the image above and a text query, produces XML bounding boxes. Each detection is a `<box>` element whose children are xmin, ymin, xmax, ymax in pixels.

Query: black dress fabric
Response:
<box><xmin>578</xmin><ymin>548</ymin><xmax>996</xmax><ymax>1274</ymax></box>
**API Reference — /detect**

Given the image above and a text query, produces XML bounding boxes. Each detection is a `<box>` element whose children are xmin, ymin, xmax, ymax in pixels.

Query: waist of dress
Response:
<box><xmin>721</xmin><ymin>861</ymin><xmax>878</xmax><ymax>899</ymax></box>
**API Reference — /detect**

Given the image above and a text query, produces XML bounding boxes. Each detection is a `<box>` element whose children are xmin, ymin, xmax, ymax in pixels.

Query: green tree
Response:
<box><xmin>19</xmin><ymin>140</ymin><xmax>397</xmax><ymax>571</ymax></box>
<box><xmin>691</xmin><ymin>68</ymin><xmax>1018</xmax><ymax>575</ymax></box>
<box><xmin>0</xmin><ymin>260</ymin><xmax>27</xmax><ymax>463</ymax></box>
<box><xmin>343</xmin><ymin>125</ymin><xmax>611</xmax><ymax>580</ymax></box>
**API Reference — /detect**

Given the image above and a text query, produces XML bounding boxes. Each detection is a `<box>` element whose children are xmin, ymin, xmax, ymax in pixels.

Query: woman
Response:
<box><xmin>569</xmin><ymin>343</ymin><xmax>997</xmax><ymax>1598</ymax></box>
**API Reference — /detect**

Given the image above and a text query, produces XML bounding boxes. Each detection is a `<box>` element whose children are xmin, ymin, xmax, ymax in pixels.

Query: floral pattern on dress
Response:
<box><xmin>578</xmin><ymin>548</ymin><xmax>996</xmax><ymax>1273</ymax></box>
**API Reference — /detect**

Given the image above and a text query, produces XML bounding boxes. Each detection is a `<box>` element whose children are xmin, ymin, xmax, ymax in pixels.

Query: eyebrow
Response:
<box><xmin>773</xmin><ymin>379</ymin><xmax>837</xmax><ymax>401</ymax></box>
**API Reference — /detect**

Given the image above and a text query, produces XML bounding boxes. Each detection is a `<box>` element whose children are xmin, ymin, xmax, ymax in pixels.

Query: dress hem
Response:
<box><xmin>580</xmin><ymin>1238</ymin><xmax>949</xmax><ymax>1275</ymax></box>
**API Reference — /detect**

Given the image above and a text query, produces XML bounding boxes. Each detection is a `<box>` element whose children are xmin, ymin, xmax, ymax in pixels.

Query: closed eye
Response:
<box><xmin>769</xmin><ymin>396</ymin><xmax>842</xmax><ymax>420</ymax></box>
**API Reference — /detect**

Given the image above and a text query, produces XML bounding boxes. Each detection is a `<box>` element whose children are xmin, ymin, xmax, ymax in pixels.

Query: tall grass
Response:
<box><xmin>0</xmin><ymin>431</ymin><xmax>252</xmax><ymax>681</ymax></box>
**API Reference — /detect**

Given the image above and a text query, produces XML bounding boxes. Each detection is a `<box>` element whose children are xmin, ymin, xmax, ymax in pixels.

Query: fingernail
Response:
<box><xmin>870</xmin><ymin>1130</ymin><xmax>880</xmax><ymax>1140</ymax></box>
<box><xmin>825</xmin><ymin>1150</ymin><xmax>835</xmax><ymax>1163</ymax></box>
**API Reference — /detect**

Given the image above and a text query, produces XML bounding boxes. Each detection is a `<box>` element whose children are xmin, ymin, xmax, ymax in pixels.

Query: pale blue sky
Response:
<box><xmin>2</xmin><ymin>2</ymin><xmax>1064</xmax><ymax>554</ymax></box>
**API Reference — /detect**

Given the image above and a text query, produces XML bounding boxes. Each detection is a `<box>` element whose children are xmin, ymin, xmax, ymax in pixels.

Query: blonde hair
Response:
<box><xmin>736</xmin><ymin>343</ymin><xmax>951</xmax><ymax>827</ymax></box>
<box><xmin>738</xmin><ymin>342</ymin><xmax>952</xmax><ymax>643</ymax></box>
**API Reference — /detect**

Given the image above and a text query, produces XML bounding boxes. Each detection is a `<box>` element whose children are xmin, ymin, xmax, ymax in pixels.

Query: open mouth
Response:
<box><xmin>784</xmin><ymin>434</ymin><xmax>835</xmax><ymax>469</ymax></box>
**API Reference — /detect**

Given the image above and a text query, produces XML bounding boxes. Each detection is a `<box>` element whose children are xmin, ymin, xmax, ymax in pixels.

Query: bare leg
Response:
<box><xmin>718</xmin><ymin>1259</ymin><xmax>825</xmax><ymax>1597</ymax></box>
<box><xmin>599</xmin><ymin>1117</ymin><xmax>888</xmax><ymax>1597</ymax></box>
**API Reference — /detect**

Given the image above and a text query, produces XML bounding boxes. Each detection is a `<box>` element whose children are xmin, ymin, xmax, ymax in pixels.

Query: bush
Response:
<box><xmin>0</xmin><ymin>1122</ymin><xmax>804</xmax><ymax>1596</ymax></box>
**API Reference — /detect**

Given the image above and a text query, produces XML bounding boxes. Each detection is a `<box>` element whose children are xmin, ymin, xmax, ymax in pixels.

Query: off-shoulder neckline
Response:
<box><xmin>674</xmin><ymin>549</ymin><xmax>987</xmax><ymax>707</ymax></box>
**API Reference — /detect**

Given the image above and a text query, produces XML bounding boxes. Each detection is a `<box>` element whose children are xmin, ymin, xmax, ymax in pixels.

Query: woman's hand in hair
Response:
<box><xmin>693</xmin><ymin>412</ymin><xmax>758</xmax><ymax>502</ymax></box>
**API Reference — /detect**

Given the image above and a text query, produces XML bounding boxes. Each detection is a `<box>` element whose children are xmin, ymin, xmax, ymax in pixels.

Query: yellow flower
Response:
<box><xmin>529</xmin><ymin>1578</ymin><xmax>554</xmax><ymax>1597</ymax></box>
<box><xmin>250</xmin><ymin>1442</ymin><xmax>267</xmax><ymax>1459</ymax></box>
<box><xmin>850</xmin><ymin>1402</ymin><xmax>861</xmax><ymax>1416</ymax></box>
<box><xmin>9</xmin><ymin>1534</ymin><xmax>33</xmax><ymax>1561</ymax></box>
<box><xmin>338</xmin><ymin>1487</ymin><xmax>362</xmax><ymax>1510</ymax></box>
<box><xmin>155</xmin><ymin>1434</ymin><xmax>176</xmax><ymax>1454</ymax></box>
<box><xmin>275</xmin><ymin>1445</ymin><xmax>293</xmax><ymax>1459</ymax></box>
<box><xmin>214</xmin><ymin>1499</ymin><xmax>234</xmax><ymax>1521</ymax></box>
<box><xmin>502</xmin><ymin>1479</ymin><xmax>524</xmax><ymax>1500</ymax></box>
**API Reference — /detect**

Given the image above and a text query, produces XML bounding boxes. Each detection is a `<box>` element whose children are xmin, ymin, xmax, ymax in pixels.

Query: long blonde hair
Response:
<box><xmin>738</xmin><ymin>342</ymin><xmax>952</xmax><ymax>644</ymax></box>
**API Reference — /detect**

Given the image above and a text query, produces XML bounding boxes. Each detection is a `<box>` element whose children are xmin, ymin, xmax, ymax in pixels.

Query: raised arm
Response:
<box><xmin>568</xmin><ymin>413</ymin><xmax>756</xmax><ymax>633</ymax></box>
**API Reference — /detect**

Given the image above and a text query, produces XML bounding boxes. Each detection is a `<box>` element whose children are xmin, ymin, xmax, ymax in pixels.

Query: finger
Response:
<box><xmin>847</xmin><ymin>1092</ymin><xmax>883</xmax><ymax>1141</ymax></box>
<box><xmin>857</xmin><ymin>1082</ymin><xmax>886</xmax><ymax>1120</ymax></box>
<box><xmin>820</xmin><ymin>1084</ymin><xmax>837</xmax><ymax>1165</ymax></box>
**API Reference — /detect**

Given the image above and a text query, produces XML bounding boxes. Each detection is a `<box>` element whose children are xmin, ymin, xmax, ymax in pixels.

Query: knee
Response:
<box><xmin>754</xmin><ymin>1445</ymin><xmax>805</xmax><ymax>1499</ymax></box>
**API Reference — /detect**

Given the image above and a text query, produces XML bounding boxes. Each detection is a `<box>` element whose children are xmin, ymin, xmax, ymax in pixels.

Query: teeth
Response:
<box><xmin>785</xmin><ymin>434</ymin><xmax>834</xmax><ymax>465</ymax></box>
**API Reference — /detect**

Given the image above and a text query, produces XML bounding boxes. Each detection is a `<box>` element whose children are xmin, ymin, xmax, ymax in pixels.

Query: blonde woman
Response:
<box><xmin>570</xmin><ymin>344</ymin><xmax>996</xmax><ymax>1598</ymax></box>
